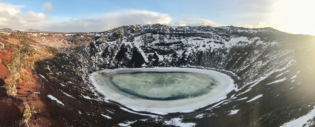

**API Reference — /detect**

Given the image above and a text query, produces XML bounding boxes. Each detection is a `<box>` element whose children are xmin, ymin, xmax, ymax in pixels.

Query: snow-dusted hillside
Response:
<box><xmin>35</xmin><ymin>24</ymin><xmax>315</xmax><ymax>127</ymax></box>
<box><xmin>74</xmin><ymin>25</ymin><xmax>294</xmax><ymax>88</ymax></box>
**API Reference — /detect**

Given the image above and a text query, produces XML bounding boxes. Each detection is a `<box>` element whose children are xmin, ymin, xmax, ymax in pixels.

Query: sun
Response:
<box><xmin>273</xmin><ymin>0</ymin><xmax>315</xmax><ymax>35</ymax></box>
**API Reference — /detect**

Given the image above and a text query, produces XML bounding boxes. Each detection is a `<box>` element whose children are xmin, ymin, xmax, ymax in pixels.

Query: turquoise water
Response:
<box><xmin>110</xmin><ymin>72</ymin><xmax>218</xmax><ymax>100</ymax></box>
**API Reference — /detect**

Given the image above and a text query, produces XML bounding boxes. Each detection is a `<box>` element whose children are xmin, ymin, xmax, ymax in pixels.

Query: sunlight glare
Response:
<box><xmin>273</xmin><ymin>0</ymin><xmax>315</xmax><ymax>35</ymax></box>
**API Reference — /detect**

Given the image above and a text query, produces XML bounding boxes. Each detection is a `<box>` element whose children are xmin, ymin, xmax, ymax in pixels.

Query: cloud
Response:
<box><xmin>0</xmin><ymin>2</ymin><xmax>171</xmax><ymax>32</ymax></box>
<box><xmin>0</xmin><ymin>3</ymin><xmax>49</xmax><ymax>29</ymax></box>
<box><xmin>172</xmin><ymin>18</ymin><xmax>224</xmax><ymax>27</ymax></box>
<box><xmin>0</xmin><ymin>2</ymin><xmax>224</xmax><ymax>32</ymax></box>
<box><xmin>43</xmin><ymin>2</ymin><xmax>53</xmax><ymax>11</ymax></box>
<box><xmin>42</xmin><ymin>10</ymin><xmax>172</xmax><ymax>32</ymax></box>
<box><xmin>102</xmin><ymin>10</ymin><xmax>172</xmax><ymax>29</ymax></box>
<box><xmin>240</xmin><ymin>22</ymin><xmax>269</xmax><ymax>29</ymax></box>
<box><xmin>173</xmin><ymin>21</ymin><xmax>187</xmax><ymax>26</ymax></box>
<box><xmin>239</xmin><ymin>0</ymin><xmax>315</xmax><ymax>35</ymax></box>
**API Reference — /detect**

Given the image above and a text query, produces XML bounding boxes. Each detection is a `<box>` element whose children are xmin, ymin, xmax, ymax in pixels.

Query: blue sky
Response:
<box><xmin>0</xmin><ymin>0</ymin><xmax>314</xmax><ymax>35</ymax></box>
<box><xmin>1</xmin><ymin>0</ymin><xmax>268</xmax><ymax>24</ymax></box>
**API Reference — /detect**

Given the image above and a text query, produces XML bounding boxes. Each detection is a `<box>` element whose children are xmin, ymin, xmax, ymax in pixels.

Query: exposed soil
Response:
<box><xmin>0</xmin><ymin>95</ymin><xmax>24</xmax><ymax>126</ymax></box>
<box><xmin>0</xmin><ymin>44</ymin><xmax>14</xmax><ymax>81</ymax></box>
<box><xmin>0</xmin><ymin>43</ymin><xmax>24</xmax><ymax>127</ymax></box>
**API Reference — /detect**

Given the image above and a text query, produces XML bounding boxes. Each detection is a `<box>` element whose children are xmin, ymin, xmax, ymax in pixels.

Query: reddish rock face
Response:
<box><xmin>0</xmin><ymin>97</ymin><xmax>23</xmax><ymax>126</ymax></box>
<box><xmin>0</xmin><ymin>45</ymin><xmax>14</xmax><ymax>81</ymax></box>
<box><xmin>0</xmin><ymin>43</ymin><xmax>23</xmax><ymax>126</ymax></box>
<box><xmin>0</xmin><ymin>64</ymin><xmax>9</xmax><ymax>80</ymax></box>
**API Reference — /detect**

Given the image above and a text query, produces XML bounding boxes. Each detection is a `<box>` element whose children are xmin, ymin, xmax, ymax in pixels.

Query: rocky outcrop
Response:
<box><xmin>63</xmin><ymin>25</ymin><xmax>296</xmax><ymax>86</ymax></box>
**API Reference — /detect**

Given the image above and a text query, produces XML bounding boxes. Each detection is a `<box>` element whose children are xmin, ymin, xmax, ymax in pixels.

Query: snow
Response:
<box><xmin>118</xmin><ymin>120</ymin><xmax>137</xmax><ymax>127</ymax></box>
<box><xmin>101</xmin><ymin>114</ymin><xmax>112</xmax><ymax>119</ymax></box>
<box><xmin>195</xmin><ymin>114</ymin><xmax>205</xmax><ymax>118</ymax></box>
<box><xmin>120</xmin><ymin>107</ymin><xmax>158</xmax><ymax>117</ymax></box>
<box><xmin>246</xmin><ymin>94</ymin><xmax>263</xmax><ymax>103</ymax></box>
<box><xmin>67</xmin><ymin>81</ymin><xmax>74</xmax><ymax>84</ymax></box>
<box><xmin>107</xmin><ymin>109</ymin><xmax>114</xmax><ymax>114</ymax></box>
<box><xmin>275</xmin><ymin>73</ymin><xmax>284</xmax><ymax>78</ymax></box>
<box><xmin>33</xmin><ymin>92</ymin><xmax>40</xmax><ymax>95</ymax></box>
<box><xmin>220</xmin><ymin>69</ymin><xmax>240</xmax><ymax>80</ymax></box>
<box><xmin>224</xmin><ymin>36</ymin><xmax>249</xmax><ymax>48</ymax></box>
<box><xmin>237</xmin><ymin>87</ymin><xmax>251</xmax><ymax>96</ymax></box>
<box><xmin>137</xmin><ymin>48</ymin><xmax>149</xmax><ymax>63</ymax></box>
<box><xmin>236</xmin><ymin>97</ymin><xmax>248</xmax><ymax>101</ymax></box>
<box><xmin>155</xmin><ymin>51</ymin><xmax>164</xmax><ymax>61</ymax></box>
<box><xmin>276</xmin><ymin>70</ymin><xmax>290</xmax><ymax>78</ymax></box>
<box><xmin>290</xmin><ymin>71</ymin><xmax>299</xmax><ymax>79</ymax></box>
<box><xmin>291</xmin><ymin>75</ymin><xmax>297</xmax><ymax>79</ymax></box>
<box><xmin>140</xmin><ymin>119</ymin><xmax>148</xmax><ymax>121</ymax></box>
<box><xmin>60</xmin><ymin>90</ymin><xmax>75</xmax><ymax>99</ymax></box>
<box><xmin>228</xmin><ymin>109</ymin><xmax>240</xmax><ymax>115</ymax></box>
<box><xmin>45</xmin><ymin>65</ymin><xmax>53</xmax><ymax>75</ymax></box>
<box><xmin>38</xmin><ymin>74</ymin><xmax>48</xmax><ymax>81</ymax></box>
<box><xmin>82</xmin><ymin>95</ymin><xmax>91</xmax><ymax>100</ymax></box>
<box><xmin>236</xmin><ymin>59</ymin><xmax>294</xmax><ymax>96</ymax></box>
<box><xmin>206</xmin><ymin>99</ymin><xmax>227</xmax><ymax>110</ymax></box>
<box><xmin>60</xmin><ymin>83</ymin><xmax>65</xmax><ymax>87</ymax></box>
<box><xmin>164</xmin><ymin>118</ymin><xmax>196</xmax><ymax>127</ymax></box>
<box><xmin>267</xmin><ymin>77</ymin><xmax>287</xmax><ymax>85</ymax></box>
<box><xmin>47</xmin><ymin>95</ymin><xmax>64</xmax><ymax>105</ymax></box>
<box><xmin>281</xmin><ymin>106</ymin><xmax>315</xmax><ymax>127</ymax></box>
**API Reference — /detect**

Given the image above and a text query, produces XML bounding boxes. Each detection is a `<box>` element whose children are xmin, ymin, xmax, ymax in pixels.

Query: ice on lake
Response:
<box><xmin>111</xmin><ymin>71</ymin><xmax>217</xmax><ymax>100</ymax></box>
<box><xmin>90</xmin><ymin>68</ymin><xmax>234</xmax><ymax>114</ymax></box>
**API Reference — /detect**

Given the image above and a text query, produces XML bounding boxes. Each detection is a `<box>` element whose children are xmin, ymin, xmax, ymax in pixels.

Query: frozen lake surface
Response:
<box><xmin>90</xmin><ymin>68</ymin><xmax>235</xmax><ymax>114</ymax></box>
<box><xmin>111</xmin><ymin>71</ymin><xmax>217</xmax><ymax>100</ymax></box>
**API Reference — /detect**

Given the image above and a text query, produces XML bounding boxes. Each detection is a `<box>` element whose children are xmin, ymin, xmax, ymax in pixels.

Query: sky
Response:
<box><xmin>0</xmin><ymin>0</ymin><xmax>314</xmax><ymax>35</ymax></box>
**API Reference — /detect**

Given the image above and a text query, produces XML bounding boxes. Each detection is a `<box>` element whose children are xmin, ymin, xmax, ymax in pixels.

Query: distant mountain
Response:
<box><xmin>24</xmin><ymin>29</ymin><xmax>41</xmax><ymax>32</ymax></box>
<box><xmin>0</xmin><ymin>28</ymin><xmax>14</xmax><ymax>32</ymax></box>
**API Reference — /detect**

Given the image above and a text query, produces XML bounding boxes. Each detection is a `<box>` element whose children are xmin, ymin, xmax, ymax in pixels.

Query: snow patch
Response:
<box><xmin>120</xmin><ymin>107</ymin><xmax>158</xmax><ymax>117</ymax></box>
<box><xmin>60</xmin><ymin>83</ymin><xmax>65</xmax><ymax>87</ymax></box>
<box><xmin>281</xmin><ymin>106</ymin><xmax>315</xmax><ymax>127</ymax></box>
<box><xmin>60</xmin><ymin>90</ymin><xmax>75</xmax><ymax>99</ymax></box>
<box><xmin>267</xmin><ymin>77</ymin><xmax>287</xmax><ymax>85</ymax></box>
<box><xmin>101</xmin><ymin>114</ymin><xmax>112</xmax><ymax>119</ymax></box>
<box><xmin>195</xmin><ymin>114</ymin><xmax>205</xmax><ymax>118</ymax></box>
<box><xmin>38</xmin><ymin>74</ymin><xmax>48</xmax><ymax>81</ymax></box>
<box><xmin>246</xmin><ymin>94</ymin><xmax>263</xmax><ymax>103</ymax></box>
<box><xmin>228</xmin><ymin>109</ymin><xmax>240</xmax><ymax>115</ymax></box>
<box><xmin>47</xmin><ymin>95</ymin><xmax>64</xmax><ymax>105</ymax></box>
<box><xmin>236</xmin><ymin>97</ymin><xmax>248</xmax><ymax>101</ymax></box>
<box><xmin>82</xmin><ymin>94</ymin><xmax>91</xmax><ymax>100</ymax></box>
<box><xmin>164</xmin><ymin>118</ymin><xmax>196</xmax><ymax>127</ymax></box>
<box><xmin>118</xmin><ymin>120</ymin><xmax>137</xmax><ymax>127</ymax></box>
